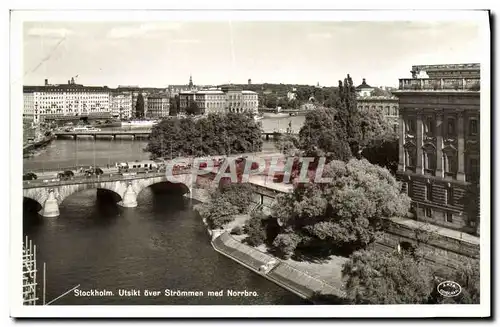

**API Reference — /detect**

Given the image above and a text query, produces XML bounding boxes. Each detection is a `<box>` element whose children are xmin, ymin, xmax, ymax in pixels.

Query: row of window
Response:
<box><xmin>423</xmin><ymin>207</ymin><xmax>454</xmax><ymax>223</ymax></box>
<box><xmin>358</xmin><ymin>105</ymin><xmax>399</xmax><ymax>116</ymax></box>
<box><xmin>405</xmin><ymin>149</ymin><xmax>479</xmax><ymax>177</ymax></box>
<box><xmin>406</xmin><ymin>116</ymin><xmax>479</xmax><ymax>137</ymax></box>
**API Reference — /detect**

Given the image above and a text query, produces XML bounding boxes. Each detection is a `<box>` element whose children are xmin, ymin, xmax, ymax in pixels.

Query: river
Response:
<box><xmin>23</xmin><ymin>116</ymin><xmax>308</xmax><ymax>305</ymax></box>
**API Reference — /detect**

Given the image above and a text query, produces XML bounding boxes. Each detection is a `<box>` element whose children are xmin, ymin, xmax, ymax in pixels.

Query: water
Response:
<box><xmin>22</xmin><ymin>116</ymin><xmax>309</xmax><ymax>305</ymax></box>
<box><xmin>260</xmin><ymin>115</ymin><xmax>305</xmax><ymax>134</ymax></box>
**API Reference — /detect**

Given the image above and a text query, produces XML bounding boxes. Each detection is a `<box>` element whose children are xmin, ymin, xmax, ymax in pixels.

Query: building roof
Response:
<box><xmin>242</xmin><ymin>90</ymin><xmax>257</xmax><ymax>94</ymax></box>
<box><xmin>356</xmin><ymin>78</ymin><xmax>373</xmax><ymax>90</ymax></box>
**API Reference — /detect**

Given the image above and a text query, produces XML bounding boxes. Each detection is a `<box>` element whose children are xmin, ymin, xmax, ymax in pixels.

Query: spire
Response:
<box><xmin>189</xmin><ymin>74</ymin><xmax>193</xmax><ymax>88</ymax></box>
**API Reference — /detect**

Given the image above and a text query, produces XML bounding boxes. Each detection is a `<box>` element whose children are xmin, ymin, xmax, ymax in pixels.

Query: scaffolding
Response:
<box><xmin>23</xmin><ymin>236</ymin><xmax>38</xmax><ymax>305</ymax></box>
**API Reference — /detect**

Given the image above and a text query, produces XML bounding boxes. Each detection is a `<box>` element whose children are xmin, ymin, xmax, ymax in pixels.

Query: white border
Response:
<box><xmin>9</xmin><ymin>8</ymin><xmax>491</xmax><ymax>318</ymax></box>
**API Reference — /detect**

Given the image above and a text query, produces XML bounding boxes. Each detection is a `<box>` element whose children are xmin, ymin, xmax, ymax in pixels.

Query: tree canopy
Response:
<box><xmin>186</xmin><ymin>101</ymin><xmax>202</xmax><ymax>115</ymax></box>
<box><xmin>195</xmin><ymin>183</ymin><xmax>254</xmax><ymax>229</ymax></box>
<box><xmin>298</xmin><ymin>108</ymin><xmax>352</xmax><ymax>162</ymax></box>
<box><xmin>145</xmin><ymin>113</ymin><xmax>263</xmax><ymax>159</ymax></box>
<box><xmin>342</xmin><ymin>250</ymin><xmax>434</xmax><ymax>304</ymax></box>
<box><xmin>270</xmin><ymin>159</ymin><xmax>411</xmax><ymax>257</ymax></box>
<box><xmin>135</xmin><ymin>93</ymin><xmax>145</xmax><ymax>118</ymax></box>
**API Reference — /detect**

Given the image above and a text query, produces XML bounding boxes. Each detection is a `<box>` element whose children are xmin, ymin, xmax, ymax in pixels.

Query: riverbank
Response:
<box><xmin>193</xmin><ymin>193</ymin><xmax>346</xmax><ymax>303</ymax></box>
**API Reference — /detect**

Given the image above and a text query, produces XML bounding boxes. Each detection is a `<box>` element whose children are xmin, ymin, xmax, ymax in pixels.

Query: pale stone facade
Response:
<box><xmin>393</xmin><ymin>63</ymin><xmax>480</xmax><ymax>235</ymax></box>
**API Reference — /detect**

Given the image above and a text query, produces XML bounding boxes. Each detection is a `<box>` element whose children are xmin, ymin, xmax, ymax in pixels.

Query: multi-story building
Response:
<box><xmin>393</xmin><ymin>63</ymin><xmax>480</xmax><ymax>235</ymax></box>
<box><xmin>179</xmin><ymin>86</ymin><xmax>259</xmax><ymax>115</ymax></box>
<box><xmin>23</xmin><ymin>92</ymin><xmax>35</xmax><ymax>124</ymax></box>
<box><xmin>356</xmin><ymin>78</ymin><xmax>399</xmax><ymax>130</ymax></box>
<box><xmin>357</xmin><ymin>96</ymin><xmax>399</xmax><ymax>132</ymax></box>
<box><xmin>356</xmin><ymin>78</ymin><xmax>374</xmax><ymax>97</ymax></box>
<box><xmin>110</xmin><ymin>91</ymin><xmax>133</xmax><ymax>119</ymax></box>
<box><xmin>147</xmin><ymin>94</ymin><xmax>170</xmax><ymax>118</ymax></box>
<box><xmin>23</xmin><ymin>78</ymin><xmax>111</xmax><ymax>124</ymax></box>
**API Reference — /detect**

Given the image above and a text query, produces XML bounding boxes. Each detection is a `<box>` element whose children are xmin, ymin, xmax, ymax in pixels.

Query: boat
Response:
<box><xmin>262</xmin><ymin>112</ymin><xmax>290</xmax><ymax>118</ymax></box>
<box><xmin>72</xmin><ymin>126</ymin><xmax>101</xmax><ymax>132</ymax></box>
<box><xmin>121</xmin><ymin>120</ymin><xmax>159</xmax><ymax>128</ymax></box>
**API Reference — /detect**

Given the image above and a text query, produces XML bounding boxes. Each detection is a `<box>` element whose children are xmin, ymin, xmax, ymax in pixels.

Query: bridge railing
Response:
<box><xmin>23</xmin><ymin>168</ymin><xmax>193</xmax><ymax>188</ymax></box>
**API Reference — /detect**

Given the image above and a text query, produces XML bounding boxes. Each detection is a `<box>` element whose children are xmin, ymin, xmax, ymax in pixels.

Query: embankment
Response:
<box><xmin>211</xmin><ymin>232</ymin><xmax>346</xmax><ymax>303</ymax></box>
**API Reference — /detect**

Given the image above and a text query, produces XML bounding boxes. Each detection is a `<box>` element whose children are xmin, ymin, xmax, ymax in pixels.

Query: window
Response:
<box><xmin>447</xmin><ymin>118</ymin><xmax>456</xmax><ymax>136</ymax></box>
<box><xmin>424</xmin><ymin>117</ymin><xmax>435</xmax><ymax>136</ymax></box>
<box><xmin>447</xmin><ymin>187</ymin><xmax>454</xmax><ymax>205</ymax></box>
<box><xmin>423</xmin><ymin>151</ymin><xmax>436</xmax><ymax>172</ymax></box>
<box><xmin>469</xmin><ymin>119</ymin><xmax>478</xmax><ymax>136</ymax></box>
<box><xmin>468</xmin><ymin>157</ymin><xmax>479</xmax><ymax>182</ymax></box>
<box><xmin>408</xmin><ymin>182</ymin><xmax>414</xmax><ymax>197</ymax></box>
<box><xmin>425</xmin><ymin>207</ymin><xmax>432</xmax><ymax>217</ymax></box>
<box><xmin>446</xmin><ymin>212</ymin><xmax>453</xmax><ymax>223</ymax></box>
<box><xmin>443</xmin><ymin>153</ymin><xmax>457</xmax><ymax>176</ymax></box>
<box><xmin>426</xmin><ymin>184</ymin><xmax>433</xmax><ymax>201</ymax></box>
<box><xmin>406</xmin><ymin>118</ymin><xmax>416</xmax><ymax>134</ymax></box>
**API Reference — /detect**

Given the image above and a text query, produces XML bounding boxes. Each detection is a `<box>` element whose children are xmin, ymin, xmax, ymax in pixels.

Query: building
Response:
<box><xmin>147</xmin><ymin>94</ymin><xmax>170</xmax><ymax>118</ymax></box>
<box><xmin>23</xmin><ymin>92</ymin><xmax>34</xmax><ymax>124</ymax></box>
<box><xmin>357</xmin><ymin>96</ymin><xmax>399</xmax><ymax>131</ymax></box>
<box><xmin>23</xmin><ymin>78</ymin><xmax>111</xmax><ymax>124</ymax></box>
<box><xmin>393</xmin><ymin>63</ymin><xmax>480</xmax><ymax>235</ymax></box>
<box><xmin>356</xmin><ymin>78</ymin><xmax>374</xmax><ymax>97</ymax></box>
<box><xmin>356</xmin><ymin>78</ymin><xmax>399</xmax><ymax>130</ymax></box>
<box><xmin>179</xmin><ymin>86</ymin><xmax>259</xmax><ymax>115</ymax></box>
<box><xmin>110</xmin><ymin>91</ymin><xmax>133</xmax><ymax>119</ymax></box>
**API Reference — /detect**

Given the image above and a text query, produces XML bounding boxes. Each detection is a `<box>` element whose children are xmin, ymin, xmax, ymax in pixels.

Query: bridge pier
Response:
<box><xmin>118</xmin><ymin>183</ymin><xmax>138</xmax><ymax>208</ymax></box>
<box><xmin>40</xmin><ymin>190</ymin><xmax>59</xmax><ymax>217</ymax></box>
<box><xmin>73</xmin><ymin>135</ymin><xmax>77</xmax><ymax>140</ymax></box>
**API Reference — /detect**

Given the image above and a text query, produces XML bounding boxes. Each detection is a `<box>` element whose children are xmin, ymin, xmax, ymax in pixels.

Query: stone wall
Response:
<box><xmin>374</xmin><ymin>217</ymin><xmax>479</xmax><ymax>273</ymax></box>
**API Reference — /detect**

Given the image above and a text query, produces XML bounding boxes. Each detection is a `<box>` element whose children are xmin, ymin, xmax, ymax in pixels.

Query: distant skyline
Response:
<box><xmin>23</xmin><ymin>21</ymin><xmax>482</xmax><ymax>88</ymax></box>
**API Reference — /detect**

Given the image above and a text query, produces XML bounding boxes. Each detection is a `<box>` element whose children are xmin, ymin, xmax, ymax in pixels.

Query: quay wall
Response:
<box><xmin>211</xmin><ymin>232</ymin><xmax>346</xmax><ymax>302</ymax></box>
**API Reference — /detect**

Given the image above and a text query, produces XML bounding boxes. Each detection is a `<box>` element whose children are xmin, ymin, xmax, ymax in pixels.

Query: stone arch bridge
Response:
<box><xmin>23</xmin><ymin>173</ymin><xmax>195</xmax><ymax>217</ymax></box>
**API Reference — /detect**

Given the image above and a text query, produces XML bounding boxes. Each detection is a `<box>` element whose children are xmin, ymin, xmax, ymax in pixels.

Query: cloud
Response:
<box><xmin>27</xmin><ymin>27</ymin><xmax>74</xmax><ymax>38</ymax></box>
<box><xmin>307</xmin><ymin>32</ymin><xmax>332</xmax><ymax>40</ymax></box>
<box><xmin>106</xmin><ymin>22</ymin><xmax>182</xmax><ymax>39</ymax></box>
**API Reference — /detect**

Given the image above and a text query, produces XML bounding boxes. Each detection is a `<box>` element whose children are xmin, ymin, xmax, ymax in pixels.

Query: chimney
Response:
<box><xmin>44</xmin><ymin>79</ymin><xmax>48</xmax><ymax>86</ymax></box>
<box><xmin>68</xmin><ymin>80</ymin><xmax>71</xmax><ymax>85</ymax></box>
<box><xmin>362</xmin><ymin>78</ymin><xmax>366</xmax><ymax>83</ymax></box>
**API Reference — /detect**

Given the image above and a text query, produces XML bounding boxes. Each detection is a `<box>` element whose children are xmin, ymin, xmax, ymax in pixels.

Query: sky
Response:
<box><xmin>23</xmin><ymin>21</ymin><xmax>482</xmax><ymax>88</ymax></box>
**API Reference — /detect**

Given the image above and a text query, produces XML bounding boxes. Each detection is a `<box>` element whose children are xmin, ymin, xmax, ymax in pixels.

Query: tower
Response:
<box><xmin>189</xmin><ymin>74</ymin><xmax>193</xmax><ymax>89</ymax></box>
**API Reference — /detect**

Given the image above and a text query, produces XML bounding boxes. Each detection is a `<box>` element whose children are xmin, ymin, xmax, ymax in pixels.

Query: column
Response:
<box><xmin>416</xmin><ymin>112</ymin><xmax>423</xmax><ymax>174</ymax></box>
<box><xmin>435</xmin><ymin>111</ymin><xmax>443</xmax><ymax>178</ymax></box>
<box><xmin>41</xmin><ymin>189</ymin><xmax>59</xmax><ymax>217</ymax></box>
<box><xmin>457</xmin><ymin>111</ymin><xmax>466</xmax><ymax>181</ymax></box>
<box><xmin>398</xmin><ymin>114</ymin><xmax>405</xmax><ymax>171</ymax></box>
<box><xmin>119</xmin><ymin>183</ymin><xmax>137</xmax><ymax>208</ymax></box>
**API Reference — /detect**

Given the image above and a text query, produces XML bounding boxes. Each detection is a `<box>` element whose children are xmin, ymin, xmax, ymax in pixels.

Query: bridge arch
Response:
<box><xmin>23</xmin><ymin>173</ymin><xmax>195</xmax><ymax>217</ymax></box>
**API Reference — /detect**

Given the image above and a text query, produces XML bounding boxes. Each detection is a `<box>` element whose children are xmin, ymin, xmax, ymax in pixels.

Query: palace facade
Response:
<box><xmin>393</xmin><ymin>63</ymin><xmax>480</xmax><ymax>235</ymax></box>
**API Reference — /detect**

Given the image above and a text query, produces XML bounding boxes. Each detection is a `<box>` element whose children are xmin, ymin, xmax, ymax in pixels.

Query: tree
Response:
<box><xmin>244</xmin><ymin>210</ymin><xmax>268</xmax><ymax>246</ymax></box>
<box><xmin>335</xmin><ymin>75</ymin><xmax>362</xmax><ymax>156</ymax></box>
<box><xmin>274</xmin><ymin>133</ymin><xmax>300</xmax><ymax>156</ymax></box>
<box><xmin>342</xmin><ymin>250</ymin><xmax>434</xmax><ymax>304</ymax></box>
<box><xmin>135</xmin><ymin>93</ymin><xmax>145</xmax><ymax>118</ymax></box>
<box><xmin>186</xmin><ymin>101</ymin><xmax>202</xmax><ymax>115</ymax></box>
<box><xmin>298</xmin><ymin>108</ymin><xmax>352</xmax><ymax>162</ymax></box>
<box><xmin>145</xmin><ymin>113</ymin><xmax>263</xmax><ymax>159</ymax></box>
<box><xmin>219</xmin><ymin>183</ymin><xmax>254</xmax><ymax>213</ymax></box>
<box><xmin>196</xmin><ymin>193</ymin><xmax>239</xmax><ymax>229</ymax></box>
<box><xmin>362</xmin><ymin>133</ymin><xmax>399</xmax><ymax>175</ymax></box>
<box><xmin>271</xmin><ymin>159</ymin><xmax>411</xmax><ymax>257</ymax></box>
<box><xmin>169</xmin><ymin>95</ymin><xmax>179</xmax><ymax>116</ymax></box>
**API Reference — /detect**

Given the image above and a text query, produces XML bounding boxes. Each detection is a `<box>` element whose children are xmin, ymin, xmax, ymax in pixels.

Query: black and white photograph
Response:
<box><xmin>9</xmin><ymin>8</ymin><xmax>491</xmax><ymax>318</ymax></box>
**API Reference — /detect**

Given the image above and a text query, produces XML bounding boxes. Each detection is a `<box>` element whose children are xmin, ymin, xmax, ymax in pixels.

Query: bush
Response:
<box><xmin>243</xmin><ymin>212</ymin><xmax>267</xmax><ymax>246</ymax></box>
<box><xmin>230</xmin><ymin>226</ymin><xmax>244</xmax><ymax>235</ymax></box>
<box><xmin>272</xmin><ymin>233</ymin><xmax>302</xmax><ymax>259</ymax></box>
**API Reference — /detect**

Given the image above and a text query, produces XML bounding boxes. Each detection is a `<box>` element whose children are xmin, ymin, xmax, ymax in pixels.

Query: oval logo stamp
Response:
<box><xmin>437</xmin><ymin>281</ymin><xmax>462</xmax><ymax>297</ymax></box>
